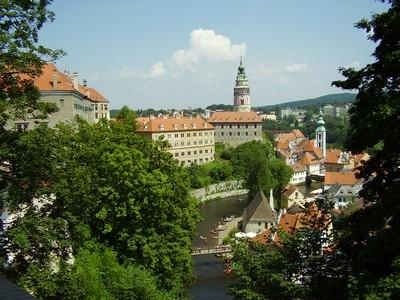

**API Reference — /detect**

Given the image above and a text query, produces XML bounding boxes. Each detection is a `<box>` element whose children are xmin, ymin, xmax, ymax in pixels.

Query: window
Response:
<box><xmin>59</xmin><ymin>99</ymin><xmax>64</xmax><ymax>107</ymax></box>
<box><xmin>104</xmin><ymin>104</ymin><xmax>108</xmax><ymax>111</ymax></box>
<box><xmin>199</xmin><ymin>132</ymin><xmax>202</xmax><ymax>136</ymax></box>
<box><xmin>199</xmin><ymin>150</ymin><xmax>203</xmax><ymax>154</ymax></box>
<box><xmin>221</xmin><ymin>125</ymin><xmax>224</xmax><ymax>129</ymax></box>
<box><xmin>181</xmin><ymin>152</ymin><xmax>185</xmax><ymax>156</ymax></box>
<box><xmin>181</xmin><ymin>133</ymin><xmax>184</xmax><ymax>137</ymax></box>
<box><xmin>193</xmin><ymin>133</ymin><xmax>197</xmax><ymax>137</ymax></box>
<box><xmin>237</xmin><ymin>125</ymin><xmax>240</xmax><ymax>128</ymax></box>
<box><xmin>238</xmin><ymin>132</ymin><xmax>240</xmax><ymax>136</ymax></box>
<box><xmin>205</xmin><ymin>149</ymin><xmax>208</xmax><ymax>153</ymax></box>
<box><xmin>15</xmin><ymin>123</ymin><xmax>29</xmax><ymax>132</ymax></box>
<box><xmin>175</xmin><ymin>134</ymin><xmax>179</xmax><ymax>138</ymax></box>
<box><xmin>95</xmin><ymin>112</ymin><xmax>99</xmax><ymax>119</ymax></box>
<box><xmin>187</xmin><ymin>141</ymin><xmax>191</xmax><ymax>145</ymax></box>
<box><xmin>254</xmin><ymin>125</ymin><xmax>257</xmax><ymax>128</ymax></box>
<box><xmin>229</xmin><ymin>125</ymin><xmax>232</xmax><ymax>128</ymax></box>
<box><xmin>181</xmin><ymin>142</ymin><xmax>185</xmax><ymax>146</ymax></box>
<box><xmin>194</xmin><ymin>151</ymin><xmax>197</xmax><ymax>155</ymax></box>
<box><xmin>246</xmin><ymin>132</ymin><xmax>248</xmax><ymax>136</ymax></box>
<box><xmin>175</xmin><ymin>153</ymin><xmax>179</xmax><ymax>157</ymax></box>
<box><xmin>221</xmin><ymin>132</ymin><xmax>224</xmax><ymax>136</ymax></box>
<box><xmin>254</xmin><ymin>132</ymin><xmax>257</xmax><ymax>136</ymax></box>
<box><xmin>199</xmin><ymin>141</ymin><xmax>203</xmax><ymax>145</ymax></box>
<box><xmin>193</xmin><ymin>141</ymin><xmax>197</xmax><ymax>145</ymax></box>
<box><xmin>187</xmin><ymin>133</ymin><xmax>191</xmax><ymax>137</ymax></box>
<box><xmin>167</xmin><ymin>134</ymin><xmax>171</xmax><ymax>138</ymax></box>
<box><xmin>187</xmin><ymin>151</ymin><xmax>191</xmax><ymax>155</ymax></box>
<box><xmin>205</xmin><ymin>132</ymin><xmax>208</xmax><ymax>136</ymax></box>
<box><xmin>230</xmin><ymin>132</ymin><xmax>232</xmax><ymax>136</ymax></box>
<box><xmin>205</xmin><ymin>140</ymin><xmax>208</xmax><ymax>144</ymax></box>
<box><xmin>245</xmin><ymin>124</ymin><xmax>248</xmax><ymax>128</ymax></box>
<box><xmin>95</xmin><ymin>104</ymin><xmax>98</xmax><ymax>110</ymax></box>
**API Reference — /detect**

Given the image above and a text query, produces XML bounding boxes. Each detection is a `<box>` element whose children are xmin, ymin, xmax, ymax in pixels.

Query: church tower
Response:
<box><xmin>315</xmin><ymin>111</ymin><xmax>326</xmax><ymax>158</ymax></box>
<box><xmin>233</xmin><ymin>58</ymin><xmax>251</xmax><ymax>112</ymax></box>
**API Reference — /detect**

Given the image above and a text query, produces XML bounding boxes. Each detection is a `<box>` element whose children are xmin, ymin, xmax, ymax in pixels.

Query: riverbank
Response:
<box><xmin>217</xmin><ymin>217</ymin><xmax>242</xmax><ymax>244</ymax></box>
<box><xmin>191</xmin><ymin>180</ymin><xmax>249</xmax><ymax>202</ymax></box>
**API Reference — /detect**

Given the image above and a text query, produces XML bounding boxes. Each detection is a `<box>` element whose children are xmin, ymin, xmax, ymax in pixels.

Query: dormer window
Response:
<box><xmin>173</xmin><ymin>124</ymin><xmax>178</xmax><ymax>130</ymax></box>
<box><xmin>159</xmin><ymin>124</ymin><xmax>164</xmax><ymax>131</ymax></box>
<box><xmin>204</xmin><ymin>123</ymin><xmax>208</xmax><ymax>128</ymax></box>
<box><xmin>183</xmin><ymin>124</ymin><xmax>187</xmax><ymax>129</ymax></box>
<box><xmin>192</xmin><ymin>123</ymin><xmax>196</xmax><ymax>129</ymax></box>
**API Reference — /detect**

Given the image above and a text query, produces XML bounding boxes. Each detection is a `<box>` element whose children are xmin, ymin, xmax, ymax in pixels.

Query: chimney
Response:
<box><xmin>269</xmin><ymin>189</ymin><xmax>274</xmax><ymax>210</ymax></box>
<box><xmin>52</xmin><ymin>72</ymin><xmax>57</xmax><ymax>89</ymax></box>
<box><xmin>71</xmin><ymin>72</ymin><xmax>79</xmax><ymax>89</ymax></box>
<box><xmin>83</xmin><ymin>78</ymin><xmax>87</xmax><ymax>87</ymax></box>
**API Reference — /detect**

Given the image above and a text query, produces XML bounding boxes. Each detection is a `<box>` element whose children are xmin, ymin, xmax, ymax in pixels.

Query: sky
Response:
<box><xmin>39</xmin><ymin>0</ymin><xmax>389</xmax><ymax>110</ymax></box>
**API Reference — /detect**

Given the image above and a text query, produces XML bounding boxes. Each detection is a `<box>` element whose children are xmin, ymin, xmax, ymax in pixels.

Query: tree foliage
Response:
<box><xmin>223</xmin><ymin>141</ymin><xmax>292</xmax><ymax>199</ymax></box>
<box><xmin>0</xmin><ymin>0</ymin><xmax>64</xmax><ymax>130</ymax></box>
<box><xmin>1</xmin><ymin>119</ymin><xmax>199</xmax><ymax>298</ymax></box>
<box><xmin>329</xmin><ymin>0</ymin><xmax>400</xmax><ymax>297</ymax></box>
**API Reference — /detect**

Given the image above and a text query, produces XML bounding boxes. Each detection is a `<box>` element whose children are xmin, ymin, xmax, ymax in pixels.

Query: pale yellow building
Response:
<box><xmin>136</xmin><ymin>116</ymin><xmax>215</xmax><ymax>166</ymax></box>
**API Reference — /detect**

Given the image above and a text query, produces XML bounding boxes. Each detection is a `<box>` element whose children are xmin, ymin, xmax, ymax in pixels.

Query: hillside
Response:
<box><xmin>256</xmin><ymin>93</ymin><xmax>356</xmax><ymax>110</ymax></box>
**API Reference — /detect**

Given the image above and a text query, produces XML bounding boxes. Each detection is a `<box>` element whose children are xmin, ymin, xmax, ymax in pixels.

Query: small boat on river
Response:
<box><xmin>223</xmin><ymin>215</ymin><xmax>235</xmax><ymax>222</ymax></box>
<box><xmin>200</xmin><ymin>235</ymin><xmax>207</xmax><ymax>241</ymax></box>
<box><xmin>216</xmin><ymin>224</ymin><xmax>226</xmax><ymax>231</ymax></box>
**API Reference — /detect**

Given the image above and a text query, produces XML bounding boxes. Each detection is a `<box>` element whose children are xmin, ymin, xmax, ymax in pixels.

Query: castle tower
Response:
<box><xmin>233</xmin><ymin>58</ymin><xmax>251</xmax><ymax>112</ymax></box>
<box><xmin>315</xmin><ymin>111</ymin><xmax>326</xmax><ymax>158</ymax></box>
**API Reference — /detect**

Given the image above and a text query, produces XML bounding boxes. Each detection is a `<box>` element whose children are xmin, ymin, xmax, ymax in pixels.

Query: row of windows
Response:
<box><xmin>219</xmin><ymin>132</ymin><xmax>258</xmax><ymax>137</ymax></box>
<box><xmin>93</xmin><ymin>104</ymin><xmax>108</xmax><ymax>111</ymax></box>
<box><xmin>173</xmin><ymin>131</ymin><xmax>211</xmax><ymax>138</ymax></box>
<box><xmin>180</xmin><ymin>156</ymin><xmax>213</xmax><ymax>165</ymax></box>
<box><xmin>218</xmin><ymin>124</ymin><xmax>259</xmax><ymax>129</ymax></box>
<box><xmin>173</xmin><ymin>140</ymin><xmax>213</xmax><ymax>146</ymax></box>
<box><xmin>74</xmin><ymin>103</ymin><xmax>93</xmax><ymax>112</ymax></box>
<box><xmin>174</xmin><ymin>149</ymin><xmax>213</xmax><ymax>157</ymax></box>
<box><xmin>95</xmin><ymin>112</ymin><xmax>108</xmax><ymax>119</ymax></box>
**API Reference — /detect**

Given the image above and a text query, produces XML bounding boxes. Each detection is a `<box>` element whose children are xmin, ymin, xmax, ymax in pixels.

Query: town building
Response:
<box><xmin>136</xmin><ymin>116</ymin><xmax>215</xmax><ymax>166</ymax></box>
<box><xmin>324</xmin><ymin>171</ymin><xmax>360</xmax><ymax>189</ymax></box>
<box><xmin>282</xmin><ymin>185</ymin><xmax>305</xmax><ymax>208</ymax></box>
<box><xmin>289</xmin><ymin>163</ymin><xmax>307</xmax><ymax>185</ymax></box>
<box><xmin>325</xmin><ymin>183</ymin><xmax>361</xmax><ymax>210</ymax></box>
<box><xmin>242</xmin><ymin>190</ymin><xmax>276</xmax><ymax>233</ymax></box>
<box><xmin>208</xmin><ymin>111</ymin><xmax>263</xmax><ymax>146</ymax></box>
<box><xmin>8</xmin><ymin>63</ymin><xmax>109</xmax><ymax>131</ymax></box>
<box><xmin>315</xmin><ymin>111</ymin><xmax>326</xmax><ymax>158</ymax></box>
<box><xmin>280</xmin><ymin>107</ymin><xmax>307</xmax><ymax>123</ymax></box>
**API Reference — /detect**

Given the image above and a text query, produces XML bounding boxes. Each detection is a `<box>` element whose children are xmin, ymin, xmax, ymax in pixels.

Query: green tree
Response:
<box><xmin>227</xmin><ymin>141</ymin><xmax>291</xmax><ymax>198</ymax></box>
<box><xmin>115</xmin><ymin>105</ymin><xmax>137</xmax><ymax>129</ymax></box>
<box><xmin>0</xmin><ymin>0</ymin><xmax>64</xmax><ymax>130</ymax></box>
<box><xmin>329</xmin><ymin>0</ymin><xmax>400</xmax><ymax>297</ymax></box>
<box><xmin>1</xmin><ymin>119</ymin><xmax>200</xmax><ymax>298</ymax></box>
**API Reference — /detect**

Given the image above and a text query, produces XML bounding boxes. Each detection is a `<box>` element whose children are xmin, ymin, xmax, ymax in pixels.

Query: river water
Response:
<box><xmin>189</xmin><ymin>183</ymin><xmax>324</xmax><ymax>299</ymax></box>
<box><xmin>190</xmin><ymin>195</ymin><xmax>249</xmax><ymax>300</ymax></box>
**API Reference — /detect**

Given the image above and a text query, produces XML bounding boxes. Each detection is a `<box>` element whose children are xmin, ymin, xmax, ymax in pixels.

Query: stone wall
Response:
<box><xmin>191</xmin><ymin>180</ymin><xmax>248</xmax><ymax>202</ymax></box>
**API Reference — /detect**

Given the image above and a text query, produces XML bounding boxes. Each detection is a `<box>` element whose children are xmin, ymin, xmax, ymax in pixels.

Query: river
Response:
<box><xmin>190</xmin><ymin>194</ymin><xmax>249</xmax><ymax>300</ymax></box>
<box><xmin>189</xmin><ymin>183</ymin><xmax>324</xmax><ymax>299</ymax></box>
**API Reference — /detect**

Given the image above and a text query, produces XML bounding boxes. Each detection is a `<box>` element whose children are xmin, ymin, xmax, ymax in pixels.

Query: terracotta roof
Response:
<box><xmin>292</xmin><ymin>129</ymin><xmax>305</xmax><ymax>139</ymax></box>
<box><xmin>136</xmin><ymin>116</ymin><xmax>213</xmax><ymax>133</ymax></box>
<box><xmin>325</xmin><ymin>149</ymin><xmax>342</xmax><ymax>164</ymax></box>
<box><xmin>251</xmin><ymin>228</ymin><xmax>273</xmax><ymax>244</ymax></box>
<box><xmin>78</xmin><ymin>85</ymin><xmax>107</xmax><ymax>102</ymax></box>
<box><xmin>243</xmin><ymin>190</ymin><xmax>276</xmax><ymax>226</ymax></box>
<box><xmin>275</xmin><ymin>132</ymin><xmax>296</xmax><ymax>142</ymax></box>
<box><xmin>325</xmin><ymin>171</ymin><xmax>359</xmax><ymax>186</ymax></box>
<box><xmin>290</xmin><ymin>163</ymin><xmax>306</xmax><ymax>172</ymax></box>
<box><xmin>208</xmin><ymin>111</ymin><xmax>262</xmax><ymax>123</ymax></box>
<box><xmin>30</xmin><ymin>63</ymin><xmax>108</xmax><ymax>102</ymax></box>
<box><xmin>299</xmin><ymin>152</ymin><xmax>319</xmax><ymax>165</ymax></box>
<box><xmin>276</xmin><ymin>140</ymin><xmax>289</xmax><ymax>150</ymax></box>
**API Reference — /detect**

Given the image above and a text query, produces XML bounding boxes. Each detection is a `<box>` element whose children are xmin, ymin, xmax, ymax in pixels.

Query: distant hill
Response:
<box><xmin>256</xmin><ymin>93</ymin><xmax>356</xmax><ymax>110</ymax></box>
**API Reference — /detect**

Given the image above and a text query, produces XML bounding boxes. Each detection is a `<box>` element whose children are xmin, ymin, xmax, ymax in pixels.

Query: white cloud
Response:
<box><xmin>147</xmin><ymin>62</ymin><xmax>166</xmax><ymax>78</ymax></box>
<box><xmin>172</xmin><ymin>28</ymin><xmax>246</xmax><ymax>71</ymax></box>
<box><xmin>118</xmin><ymin>65</ymin><xmax>136</xmax><ymax>78</ymax></box>
<box><xmin>284</xmin><ymin>63</ymin><xmax>307</xmax><ymax>73</ymax></box>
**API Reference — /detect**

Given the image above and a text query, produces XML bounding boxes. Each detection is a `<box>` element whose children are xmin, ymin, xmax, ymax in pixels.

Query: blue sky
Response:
<box><xmin>39</xmin><ymin>0</ymin><xmax>389</xmax><ymax>110</ymax></box>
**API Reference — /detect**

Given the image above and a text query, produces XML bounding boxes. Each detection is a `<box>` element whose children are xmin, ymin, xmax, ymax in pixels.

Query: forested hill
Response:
<box><xmin>256</xmin><ymin>93</ymin><xmax>356</xmax><ymax>110</ymax></box>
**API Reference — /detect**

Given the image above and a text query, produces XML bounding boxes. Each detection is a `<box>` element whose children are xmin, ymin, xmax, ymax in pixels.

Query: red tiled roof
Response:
<box><xmin>325</xmin><ymin>171</ymin><xmax>359</xmax><ymax>186</ymax></box>
<box><xmin>30</xmin><ymin>63</ymin><xmax>108</xmax><ymax>102</ymax></box>
<box><xmin>208</xmin><ymin>111</ymin><xmax>262</xmax><ymax>123</ymax></box>
<box><xmin>136</xmin><ymin>116</ymin><xmax>213</xmax><ymax>133</ymax></box>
